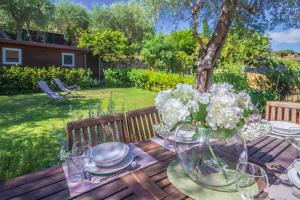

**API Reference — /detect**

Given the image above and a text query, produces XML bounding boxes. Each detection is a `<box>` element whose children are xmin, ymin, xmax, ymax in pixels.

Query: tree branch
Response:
<box><xmin>239</xmin><ymin>2</ymin><xmax>259</xmax><ymax>14</ymax></box>
<box><xmin>187</xmin><ymin>0</ymin><xmax>207</xmax><ymax>49</ymax></box>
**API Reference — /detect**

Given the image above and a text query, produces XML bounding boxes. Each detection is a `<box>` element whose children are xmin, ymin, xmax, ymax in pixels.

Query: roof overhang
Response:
<box><xmin>0</xmin><ymin>39</ymin><xmax>89</xmax><ymax>53</ymax></box>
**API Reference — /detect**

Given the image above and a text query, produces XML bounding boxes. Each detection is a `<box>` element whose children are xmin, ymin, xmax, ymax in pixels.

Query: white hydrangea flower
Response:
<box><xmin>237</xmin><ymin>91</ymin><xmax>254</xmax><ymax>110</ymax></box>
<box><xmin>195</xmin><ymin>92</ymin><xmax>211</xmax><ymax>105</ymax></box>
<box><xmin>171</xmin><ymin>83</ymin><xmax>195</xmax><ymax>103</ymax></box>
<box><xmin>160</xmin><ymin>98</ymin><xmax>190</xmax><ymax>128</ymax></box>
<box><xmin>239</xmin><ymin>120</ymin><xmax>271</xmax><ymax>141</ymax></box>
<box><xmin>155</xmin><ymin>89</ymin><xmax>171</xmax><ymax>112</ymax></box>
<box><xmin>209</xmin><ymin>83</ymin><xmax>234</xmax><ymax>95</ymax></box>
<box><xmin>206</xmin><ymin>93</ymin><xmax>243</xmax><ymax>130</ymax></box>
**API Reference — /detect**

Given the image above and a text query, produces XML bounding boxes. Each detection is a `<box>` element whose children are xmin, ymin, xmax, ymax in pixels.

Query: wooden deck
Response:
<box><xmin>0</xmin><ymin>136</ymin><xmax>298</xmax><ymax>200</ymax></box>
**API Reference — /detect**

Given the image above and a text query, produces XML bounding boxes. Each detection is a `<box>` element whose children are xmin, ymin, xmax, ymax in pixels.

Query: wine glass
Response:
<box><xmin>286</xmin><ymin>127</ymin><xmax>300</xmax><ymax>150</ymax></box>
<box><xmin>236</xmin><ymin>162</ymin><xmax>269</xmax><ymax>200</ymax></box>
<box><xmin>71</xmin><ymin>140</ymin><xmax>91</xmax><ymax>185</ymax></box>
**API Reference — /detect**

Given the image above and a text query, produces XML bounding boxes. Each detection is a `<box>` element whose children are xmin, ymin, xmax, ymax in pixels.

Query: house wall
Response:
<box><xmin>0</xmin><ymin>43</ymin><xmax>84</xmax><ymax>68</ymax></box>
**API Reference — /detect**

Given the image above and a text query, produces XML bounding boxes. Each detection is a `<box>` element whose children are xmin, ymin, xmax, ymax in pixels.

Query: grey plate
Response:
<box><xmin>91</xmin><ymin>142</ymin><xmax>129</xmax><ymax>167</ymax></box>
<box><xmin>85</xmin><ymin>151</ymin><xmax>133</xmax><ymax>175</ymax></box>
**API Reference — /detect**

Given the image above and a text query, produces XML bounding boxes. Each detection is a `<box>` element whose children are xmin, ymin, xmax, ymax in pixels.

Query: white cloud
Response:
<box><xmin>268</xmin><ymin>29</ymin><xmax>300</xmax><ymax>44</ymax></box>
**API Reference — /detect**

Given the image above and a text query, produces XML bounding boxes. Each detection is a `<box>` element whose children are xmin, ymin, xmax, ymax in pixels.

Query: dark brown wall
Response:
<box><xmin>0</xmin><ymin>43</ymin><xmax>84</xmax><ymax>68</ymax></box>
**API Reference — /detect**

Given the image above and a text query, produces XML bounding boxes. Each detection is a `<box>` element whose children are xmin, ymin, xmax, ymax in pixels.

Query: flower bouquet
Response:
<box><xmin>155</xmin><ymin>83</ymin><xmax>271</xmax><ymax>191</ymax></box>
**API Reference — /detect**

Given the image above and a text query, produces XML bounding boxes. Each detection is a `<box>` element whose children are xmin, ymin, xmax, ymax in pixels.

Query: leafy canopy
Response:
<box><xmin>51</xmin><ymin>2</ymin><xmax>89</xmax><ymax>43</ymax></box>
<box><xmin>78</xmin><ymin>30</ymin><xmax>132</xmax><ymax>64</ymax></box>
<box><xmin>89</xmin><ymin>2</ymin><xmax>154</xmax><ymax>43</ymax></box>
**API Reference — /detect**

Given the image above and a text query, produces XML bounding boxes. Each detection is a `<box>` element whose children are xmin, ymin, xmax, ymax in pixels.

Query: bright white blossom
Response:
<box><xmin>155</xmin><ymin>82</ymin><xmax>255</xmax><ymax>137</ymax></box>
<box><xmin>160</xmin><ymin>98</ymin><xmax>190</xmax><ymax>128</ymax></box>
<box><xmin>206</xmin><ymin>93</ymin><xmax>243</xmax><ymax>130</ymax></box>
<box><xmin>237</xmin><ymin>91</ymin><xmax>254</xmax><ymax>110</ymax></box>
<box><xmin>155</xmin><ymin>89</ymin><xmax>171</xmax><ymax>111</ymax></box>
<box><xmin>239</xmin><ymin>120</ymin><xmax>271</xmax><ymax>141</ymax></box>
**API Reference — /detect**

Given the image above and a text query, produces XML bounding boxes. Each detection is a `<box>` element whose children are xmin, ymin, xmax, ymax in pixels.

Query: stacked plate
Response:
<box><xmin>270</xmin><ymin>121</ymin><xmax>300</xmax><ymax>136</ymax></box>
<box><xmin>85</xmin><ymin>142</ymin><xmax>133</xmax><ymax>175</ymax></box>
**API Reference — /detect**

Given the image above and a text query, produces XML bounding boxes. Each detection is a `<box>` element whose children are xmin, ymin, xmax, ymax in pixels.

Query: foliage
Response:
<box><xmin>279</xmin><ymin>58</ymin><xmax>300</xmax><ymax>71</ymax></box>
<box><xmin>0</xmin><ymin>66</ymin><xmax>95</xmax><ymax>94</ymax></box>
<box><xmin>170</xmin><ymin>29</ymin><xmax>197</xmax><ymax>55</ymax></box>
<box><xmin>141</xmin><ymin>35</ymin><xmax>179</xmax><ymax>72</ymax></box>
<box><xmin>103</xmin><ymin>68</ymin><xmax>194</xmax><ymax>92</ymax></box>
<box><xmin>218</xmin><ymin>28</ymin><xmax>271</xmax><ymax>66</ymax></box>
<box><xmin>89</xmin><ymin>2</ymin><xmax>154</xmax><ymax>43</ymax></box>
<box><xmin>255</xmin><ymin>59</ymin><xmax>300</xmax><ymax>101</ymax></box>
<box><xmin>78</xmin><ymin>30</ymin><xmax>134</xmax><ymax>64</ymax></box>
<box><xmin>103</xmin><ymin>68</ymin><xmax>132</xmax><ymax>87</ymax></box>
<box><xmin>51</xmin><ymin>2</ymin><xmax>89</xmax><ymax>44</ymax></box>
<box><xmin>274</xmin><ymin>50</ymin><xmax>300</xmax><ymax>57</ymax></box>
<box><xmin>0</xmin><ymin>0</ymin><xmax>54</xmax><ymax>40</ymax></box>
<box><xmin>0</xmin><ymin>88</ymin><xmax>156</xmax><ymax>180</ymax></box>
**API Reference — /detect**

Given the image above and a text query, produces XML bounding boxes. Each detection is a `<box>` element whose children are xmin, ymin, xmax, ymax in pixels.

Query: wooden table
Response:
<box><xmin>0</xmin><ymin>136</ymin><xmax>299</xmax><ymax>200</ymax></box>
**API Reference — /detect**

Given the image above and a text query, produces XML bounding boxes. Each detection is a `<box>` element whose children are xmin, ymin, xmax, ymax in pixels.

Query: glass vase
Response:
<box><xmin>174</xmin><ymin>123</ymin><xmax>247</xmax><ymax>192</ymax></box>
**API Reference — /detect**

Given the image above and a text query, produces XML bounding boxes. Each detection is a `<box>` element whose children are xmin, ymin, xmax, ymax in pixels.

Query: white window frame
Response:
<box><xmin>2</xmin><ymin>47</ymin><xmax>22</xmax><ymax>65</ymax></box>
<box><xmin>62</xmin><ymin>53</ymin><xmax>75</xmax><ymax>67</ymax></box>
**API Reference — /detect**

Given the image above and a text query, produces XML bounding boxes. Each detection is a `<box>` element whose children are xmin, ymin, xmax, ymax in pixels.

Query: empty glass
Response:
<box><xmin>66</xmin><ymin>153</ymin><xmax>82</xmax><ymax>183</ymax></box>
<box><xmin>71</xmin><ymin>140</ymin><xmax>91</xmax><ymax>184</ymax></box>
<box><xmin>236</xmin><ymin>162</ymin><xmax>269</xmax><ymax>200</ymax></box>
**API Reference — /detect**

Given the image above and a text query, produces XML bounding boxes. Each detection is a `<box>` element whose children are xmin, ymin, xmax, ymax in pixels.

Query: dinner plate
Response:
<box><xmin>91</xmin><ymin>142</ymin><xmax>129</xmax><ymax>167</ymax></box>
<box><xmin>85</xmin><ymin>150</ymin><xmax>133</xmax><ymax>175</ymax></box>
<box><xmin>288</xmin><ymin>168</ymin><xmax>300</xmax><ymax>189</ymax></box>
<box><xmin>270</xmin><ymin>121</ymin><xmax>300</xmax><ymax>136</ymax></box>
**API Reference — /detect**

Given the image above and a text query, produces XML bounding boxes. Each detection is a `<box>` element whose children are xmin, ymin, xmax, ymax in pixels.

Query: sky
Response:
<box><xmin>72</xmin><ymin>0</ymin><xmax>300</xmax><ymax>52</ymax></box>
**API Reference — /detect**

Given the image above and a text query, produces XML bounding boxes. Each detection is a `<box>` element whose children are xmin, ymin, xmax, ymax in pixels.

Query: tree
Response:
<box><xmin>51</xmin><ymin>2</ymin><xmax>89</xmax><ymax>44</ymax></box>
<box><xmin>170</xmin><ymin>30</ymin><xmax>197</xmax><ymax>55</ymax></box>
<box><xmin>143</xmin><ymin>0</ymin><xmax>300</xmax><ymax>91</ymax></box>
<box><xmin>90</xmin><ymin>3</ymin><xmax>154</xmax><ymax>43</ymax></box>
<box><xmin>0</xmin><ymin>0</ymin><xmax>54</xmax><ymax>40</ymax></box>
<box><xmin>78</xmin><ymin>30</ymin><xmax>133</xmax><ymax>80</ymax></box>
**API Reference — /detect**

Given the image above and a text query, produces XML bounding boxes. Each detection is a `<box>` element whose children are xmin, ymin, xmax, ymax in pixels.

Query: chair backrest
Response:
<box><xmin>54</xmin><ymin>78</ymin><xmax>67</xmax><ymax>91</ymax></box>
<box><xmin>66</xmin><ymin>113</ymin><xmax>129</xmax><ymax>151</ymax></box>
<box><xmin>265</xmin><ymin>101</ymin><xmax>300</xmax><ymax>124</ymax></box>
<box><xmin>38</xmin><ymin>81</ymin><xmax>55</xmax><ymax>95</ymax></box>
<box><xmin>126</xmin><ymin>106</ymin><xmax>161</xmax><ymax>142</ymax></box>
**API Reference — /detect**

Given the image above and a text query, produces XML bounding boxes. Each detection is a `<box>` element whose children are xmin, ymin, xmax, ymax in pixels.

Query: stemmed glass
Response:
<box><xmin>71</xmin><ymin>140</ymin><xmax>91</xmax><ymax>186</ymax></box>
<box><xmin>236</xmin><ymin>162</ymin><xmax>269</xmax><ymax>200</ymax></box>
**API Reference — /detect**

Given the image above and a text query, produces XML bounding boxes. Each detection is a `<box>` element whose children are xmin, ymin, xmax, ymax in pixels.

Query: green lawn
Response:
<box><xmin>0</xmin><ymin>87</ymin><xmax>156</xmax><ymax>180</ymax></box>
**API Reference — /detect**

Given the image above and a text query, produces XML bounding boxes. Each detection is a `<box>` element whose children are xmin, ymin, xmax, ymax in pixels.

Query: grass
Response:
<box><xmin>0</xmin><ymin>87</ymin><xmax>157</xmax><ymax>180</ymax></box>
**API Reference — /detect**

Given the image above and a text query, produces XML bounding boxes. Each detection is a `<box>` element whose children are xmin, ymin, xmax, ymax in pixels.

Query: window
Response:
<box><xmin>2</xmin><ymin>48</ymin><xmax>22</xmax><ymax>65</ymax></box>
<box><xmin>62</xmin><ymin>53</ymin><xmax>75</xmax><ymax>67</ymax></box>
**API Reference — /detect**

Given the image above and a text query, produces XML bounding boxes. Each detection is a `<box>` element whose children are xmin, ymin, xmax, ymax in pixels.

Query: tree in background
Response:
<box><xmin>78</xmin><ymin>30</ymin><xmax>134</xmax><ymax>80</ymax></box>
<box><xmin>0</xmin><ymin>0</ymin><xmax>54</xmax><ymax>40</ymax></box>
<box><xmin>51</xmin><ymin>2</ymin><xmax>89</xmax><ymax>44</ymax></box>
<box><xmin>90</xmin><ymin>2</ymin><xmax>154</xmax><ymax>43</ymax></box>
<box><xmin>141</xmin><ymin>35</ymin><xmax>179</xmax><ymax>72</ymax></box>
<box><xmin>143</xmin><ymin>0</ymin><xmax>300</xmax><ymax>91</ymax></box>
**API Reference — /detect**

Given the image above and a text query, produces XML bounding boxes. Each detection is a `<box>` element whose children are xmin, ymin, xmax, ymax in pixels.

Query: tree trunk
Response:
<box><xmin>16</xmin><ymin>23</ymin><xmax>24</xmax><ymax>40</ymax></box>
<box><xmin>194</xmin><ymin>0</ymin><xmax>238</xmax><ymax>92</ymax></box>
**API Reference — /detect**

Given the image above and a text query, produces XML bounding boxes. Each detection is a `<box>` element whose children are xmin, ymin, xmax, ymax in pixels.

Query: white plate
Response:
<box><xmin>91</xmin><ymin>142</ymin><xmax>129</xmax><ymax>167</ymax></box>
<box><xmin>270</xmin><ymin>121</ymin><xmax>300</xmax><ymax>136</ymax></box>
<box><xmin>85</xmin><ymin>151</ymin><xmax>133</xmax><ymax>175</ymax></box>
<box><xmin>288</xmin><ymin>168</ymin><xmax>300</xmax><ymax>189</ymax></box>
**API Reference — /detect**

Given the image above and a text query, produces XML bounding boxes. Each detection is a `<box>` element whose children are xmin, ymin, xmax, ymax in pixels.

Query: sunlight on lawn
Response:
<box><xmin>0</xmin><ymin>87</ymin><xmax>156</xmax><ymax>180</ymax></box>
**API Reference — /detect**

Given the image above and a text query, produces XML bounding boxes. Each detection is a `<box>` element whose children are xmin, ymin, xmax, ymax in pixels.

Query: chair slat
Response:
<box><xmin>66</xmin><ymin>114</ymin><xmax>127</xmax><ymax>151</ymax></box>
<box><xmin>291</xmin><ymin>109</ymin><xmax>297</xmax><ymax>123</ymax></box>
<box><xmin>270</xmin><ymin>107</ymin><xmax>276</xmax><ymax>120</ymax></box>
<box><xmin>284</xmin><ymin>108</ymin><xmax>290</xmax><ymax>121</ymax></box>
<box><xmin>126</xmin><ymin>107</ymin><xmax>161</xmax><ymax>142</ymax></box>
<box><xmin>277</xmin><ymin>107</ymin><xmax>282</xmax><ymax>121</ymax></box>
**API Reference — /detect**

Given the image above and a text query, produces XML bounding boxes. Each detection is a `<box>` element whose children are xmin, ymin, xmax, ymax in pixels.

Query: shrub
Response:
<box><xmin>103</xmin><ymin>68</ymin><xmax>132</xmax><ymax>87</ymax></box>
<box><xmin>0</xmin><ymin>66</ymin><xmax>96</xmax><ymax>94</ymax></box>
<box><xmin>103</xmin><ymin>68</ymin><xmax>194</xmax><ymax>91</ymax></box>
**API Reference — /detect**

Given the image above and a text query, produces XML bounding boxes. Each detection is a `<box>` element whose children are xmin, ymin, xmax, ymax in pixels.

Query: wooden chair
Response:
<box><xmin>126</xmin><ymin>106</ymin><xmax>161</xmax><ymax>142</ymax></box>
<box><xmin>265</xmin><ymin>101</ymin><xmax>300</xmax><ymax>124</ymax></box>
<box><xmin>66</xmin><ymin>113</ymin><xmax>129</xmax><ymax>151</ymax></box>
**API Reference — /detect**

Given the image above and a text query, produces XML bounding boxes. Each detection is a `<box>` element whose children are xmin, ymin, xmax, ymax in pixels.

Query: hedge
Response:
<box><xmin>0</xmin><ymin>66</ymin><xmax>97</xmax><ymax>94</ymax></box>
<box><xmin>104</xmin><ymin>68</ymin><xmax>194</xmax><ymax>91</ymax></box>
